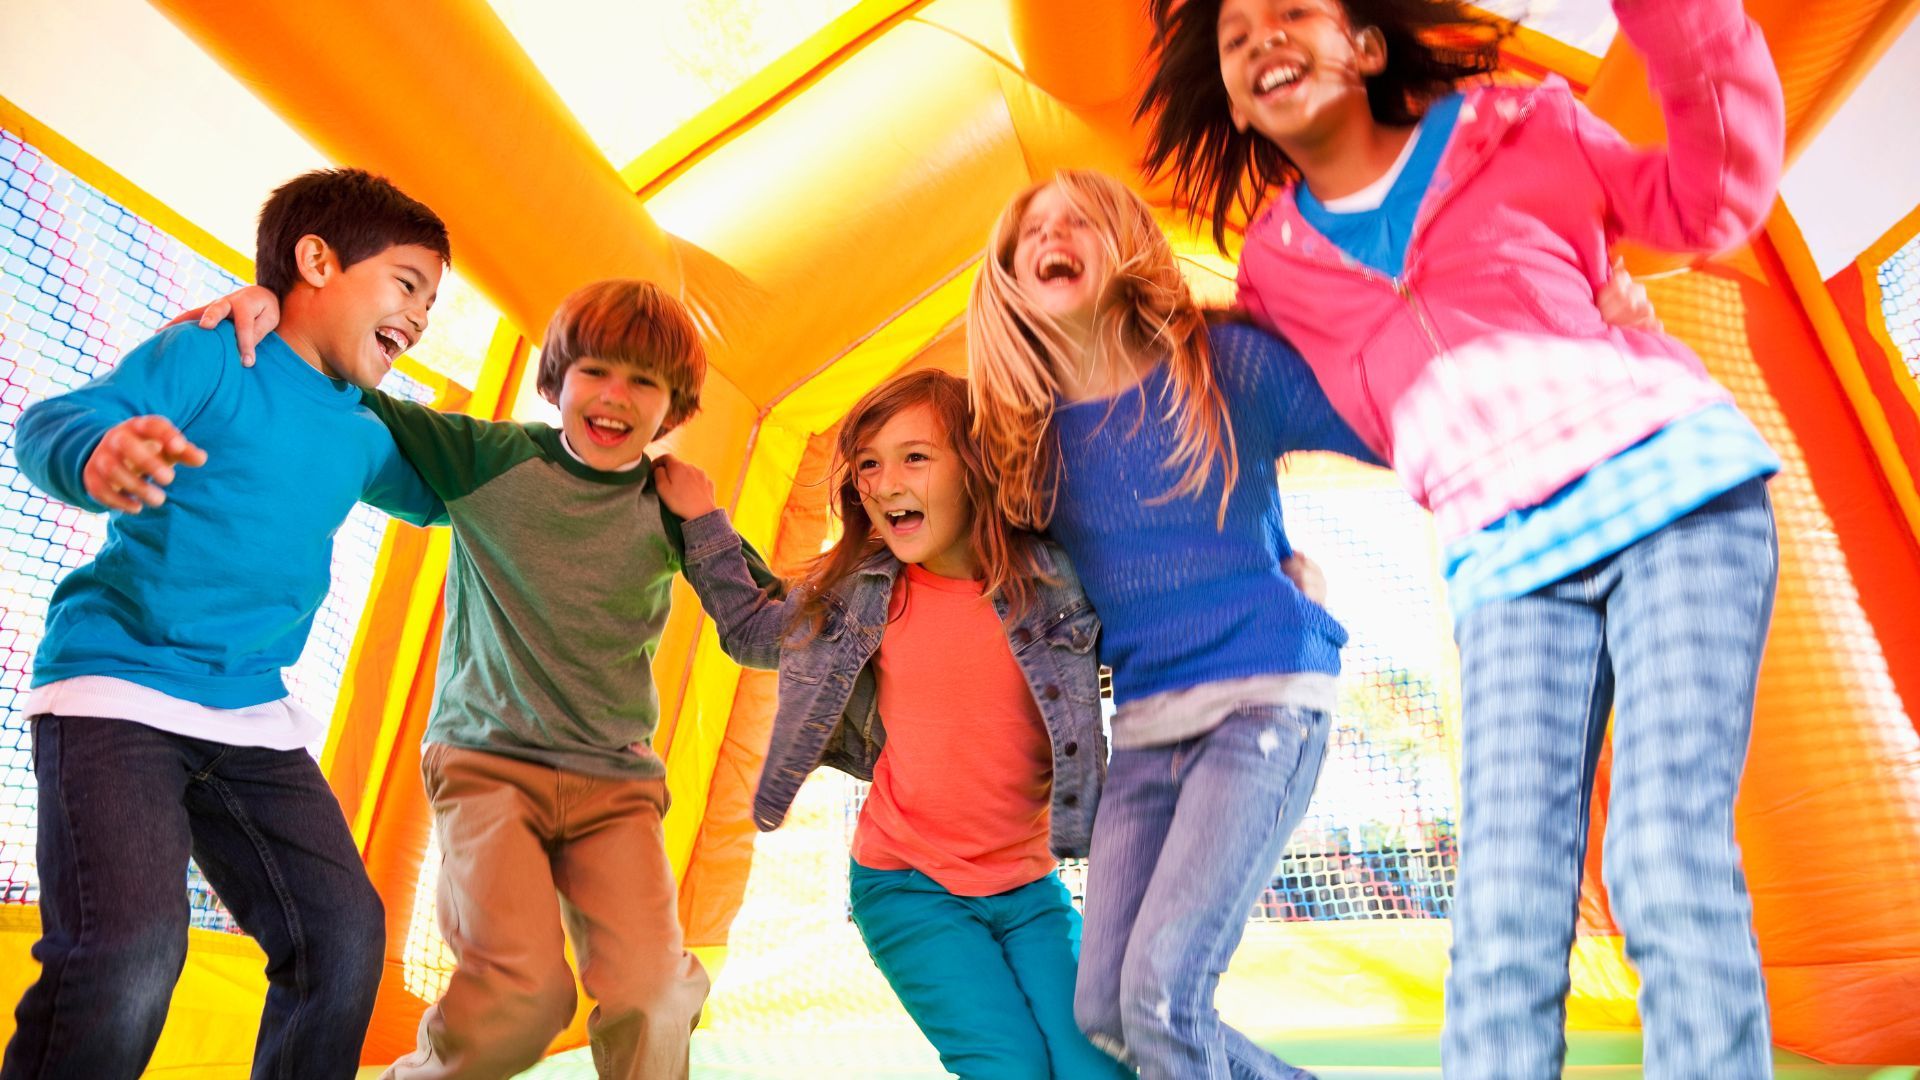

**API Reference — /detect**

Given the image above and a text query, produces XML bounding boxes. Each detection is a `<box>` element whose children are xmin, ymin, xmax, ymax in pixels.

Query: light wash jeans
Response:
<box><xmin>1075</xmin><ymin>704</ymin><xmax>1330</xmax><ymax>1080</ymax></box>
<box><xmin>1444</xmin><ymin>477</ymin><xmax>1778</xmax><ymax>1078</ymax></box>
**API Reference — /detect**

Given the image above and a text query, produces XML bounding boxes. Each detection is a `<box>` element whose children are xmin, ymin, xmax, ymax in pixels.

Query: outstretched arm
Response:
<box><xmin>15</xmin><ymin>327</ymin><xmax>222</xmax><ymax>513</ymax></box>
<box><xmin>1571</xmin><ymin>0</ymin><xmax>1785</xmax><ymax>254</ymax></box>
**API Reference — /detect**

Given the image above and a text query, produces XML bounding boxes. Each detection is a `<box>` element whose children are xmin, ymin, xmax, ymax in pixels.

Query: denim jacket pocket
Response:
<box><xmin>1048</xmin><ymin>608</ymin><xmax>1098</xmax><ymax>655</ymax></box>
<box><xmin>1044</xmin><ymin>609</ymin><xmax>1102</xmax><ymax>705</ymax></box>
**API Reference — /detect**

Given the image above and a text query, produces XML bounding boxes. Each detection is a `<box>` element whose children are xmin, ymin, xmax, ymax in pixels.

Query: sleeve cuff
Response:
<box><xmin>680</xmin><ymin>508</ymin><xmax>742</xmax><ymax>561</ymax></box>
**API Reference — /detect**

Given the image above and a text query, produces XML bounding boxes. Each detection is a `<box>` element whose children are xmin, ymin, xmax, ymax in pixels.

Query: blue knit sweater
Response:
<box><xmin>1047</xmin><ymin>322</ymin><xmax>1378</xmax><ymax>705</ymax></box>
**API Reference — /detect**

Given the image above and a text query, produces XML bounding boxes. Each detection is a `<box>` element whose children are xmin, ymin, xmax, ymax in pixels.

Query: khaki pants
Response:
<box><xmin>385</xmin><ymin>744</ymin><xmax>709</xmax><ymax>1080</ymax></box>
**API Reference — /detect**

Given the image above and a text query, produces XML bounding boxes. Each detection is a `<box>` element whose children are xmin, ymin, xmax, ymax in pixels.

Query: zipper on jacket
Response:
<box><xmin>1394</xmin><ymin>277</ymin><xmax>1445</xmax><ymax>355</ymax></box>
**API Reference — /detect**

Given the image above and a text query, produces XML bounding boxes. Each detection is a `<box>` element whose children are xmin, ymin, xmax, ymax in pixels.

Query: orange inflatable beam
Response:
<box><xmin>146</xmin><ymin>0</ymin><xmax>681</xmax><ymax>342</ymax></box>
<box><xmin>1008</xmin><ymin>0</ymin><xmax>1155</xmax><ymax>108</ymax></box>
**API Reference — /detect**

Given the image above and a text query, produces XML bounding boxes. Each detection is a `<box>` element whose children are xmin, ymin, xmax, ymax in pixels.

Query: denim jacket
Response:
<box><xmin>678</xmin><ymin>510</ymin><xmax>1107</xmax><ymax>859</ymax></box>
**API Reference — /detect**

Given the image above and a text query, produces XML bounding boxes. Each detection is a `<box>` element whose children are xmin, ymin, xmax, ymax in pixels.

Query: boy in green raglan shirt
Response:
<box><xmin>200</xmin><ymin>277</ymin><xmax>779</xmax><ymax>1079</ymax></box>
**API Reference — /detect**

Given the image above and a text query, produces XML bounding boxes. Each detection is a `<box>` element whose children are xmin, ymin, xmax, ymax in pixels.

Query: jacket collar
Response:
<box><xmin>852</xmin><ymin>544</ymin><xmax>903</xmax><ymax>581</ymax></box>
<box><xmin>1254</xmin><ymin>79</ymin><xmax>1552</xmax><ymax>272</ymax></box>
<box><xmin>846</xmin><ymin>537</ymin><xmax>1067</xmax><ymax>578</ymax></box>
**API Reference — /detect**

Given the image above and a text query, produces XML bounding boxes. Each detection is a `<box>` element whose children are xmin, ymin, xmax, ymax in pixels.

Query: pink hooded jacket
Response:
<box><xmin>1236</xmin><ymin>0</ymin><xmax>1785</xmax><ymax>542</ymax></box>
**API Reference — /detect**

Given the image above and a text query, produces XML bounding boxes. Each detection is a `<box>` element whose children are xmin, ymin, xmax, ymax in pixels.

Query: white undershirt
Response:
<box><xmin>1316</xmin><ymin>123</ymin><xmax>1423</xmax><ymax>214</ymax></box>
<box><xmin>25</xmin><ymin>677</ymin><xmax>323</xmax><ymax>751</ymax></box>
<box><xmin>559</xmin><ymin>430</ymin><xmax>648</xmax><ymax>472</ymax></box>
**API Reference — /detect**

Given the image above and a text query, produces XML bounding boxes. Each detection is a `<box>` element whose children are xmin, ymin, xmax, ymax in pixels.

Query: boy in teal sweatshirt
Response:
<box><xmin>6</xmin><ymin>168</ymin><xmax>449</xmax><ymax>1080</ymax></box>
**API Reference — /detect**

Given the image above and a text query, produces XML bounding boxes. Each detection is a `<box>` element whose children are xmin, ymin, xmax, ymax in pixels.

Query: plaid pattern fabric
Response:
<box><xmin>1445</xmin><ymin>476</ymin><xmax>1778</xmax><ymax>1076</ymax></box>
<box><xmin>1443</xmin><ymin>403</ymin><xmax>1779</xmax><ymax>619</ymax></box>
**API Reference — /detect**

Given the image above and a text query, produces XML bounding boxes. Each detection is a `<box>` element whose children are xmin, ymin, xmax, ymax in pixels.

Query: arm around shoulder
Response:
<box><xmin>1210</xmin><ymin>320</ymin><xmax>1383</xmax><ymax>466</ymax></box>
<box><xmin>359</xmin><ymin>387</ymin><xmax>528</xmax><ymax>502</ymax></box>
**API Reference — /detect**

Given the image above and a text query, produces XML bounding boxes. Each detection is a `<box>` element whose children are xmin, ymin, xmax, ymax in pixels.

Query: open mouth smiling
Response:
<box><xmin>584</xmin><ymin>415</ymin><xmax>633</xmax><ymax>445</ymax></box>
<box><xmin>1035</xmin><ymin>250</ymin><xmax>1084</xmax><ymax>283</ymax></box>
<box><xmin>1253</xmin><ymin>60</ymin><xmax>1306</xmax><ymax>100</ymax></box>
<box><xmin>374</xmin><ymin>327</ymin><xmax>410</xmax><ymax>364</ymax></box>
<box><xmin>883</xmin><ymin>508</ymin><xmax>925</xmax><ymax>534</ymax></box>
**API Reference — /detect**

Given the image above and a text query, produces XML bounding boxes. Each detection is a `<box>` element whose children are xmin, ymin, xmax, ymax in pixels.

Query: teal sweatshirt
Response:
<box><xmin>15</xmin><ymin>323</ymin><xmax>444</xmax><ymax>708</ymax></box>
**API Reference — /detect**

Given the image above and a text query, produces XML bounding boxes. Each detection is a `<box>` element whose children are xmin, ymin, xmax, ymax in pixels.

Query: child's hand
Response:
<box><xmin>195</xmin><ymin>286</ymin><xmax>283</xmax><ymax>366</ymax></box>
<box><xmin>84</xmin><ymin>416</ymin><xmax>208</xmax><ymax>513</ymax></box>
<box><xmin>652</xmin><ymin>454</ymin><xmax>718</xmax><ymax>519</ymax></box>
<box><xmin>1598</xmin><ymin>257</ymin><xmax>1662</xmax><ymax>334</ymax></box>
<box><xmin>1282</xmin><ymin>550</ymin><xmax>1327</xmax><ymax>605</ymax></box>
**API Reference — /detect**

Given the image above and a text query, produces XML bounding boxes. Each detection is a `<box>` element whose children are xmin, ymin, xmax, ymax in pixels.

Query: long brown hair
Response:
<box><xmin>968</xmin><ymin>169</ymin><xmax>1237</xmax><ymax>530</ymax></box>
<box><xmin>1139</xmin><ymin>0</ymin><xmax>1512</xmax><ymax>251</ymax></box>
<box><xmin>793</xmin><ymin>368</ymin><xmax>1047</xmax><ymax>633</ymax></box>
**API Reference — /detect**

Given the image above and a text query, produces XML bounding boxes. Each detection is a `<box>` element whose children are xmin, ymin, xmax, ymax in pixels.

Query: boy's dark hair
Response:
<box><xmin>1140</xmin><ymin>0</ymin><xmax>1513</xmax><ymax>251</ymax></box>
<box><xmin>536</xmin><ymin>279</ymin><xmax>707</xmax><ymax>437</ymax></box>
<box><xmin>255</xmin><ymin>168</ymin><xmax>451</xmax><ymax>297</ymax></box>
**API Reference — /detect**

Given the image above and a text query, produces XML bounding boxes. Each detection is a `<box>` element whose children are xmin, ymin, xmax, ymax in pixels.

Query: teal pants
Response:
<box><xmin>849</xmin><ymin>862</ymin><xmax>1133</xmax><ymax>1080</ymax></box>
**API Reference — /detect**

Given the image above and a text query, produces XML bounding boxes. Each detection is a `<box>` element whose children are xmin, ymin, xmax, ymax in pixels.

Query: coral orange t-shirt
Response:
<box><xmin>850</xmin><ymin>564</ymin><xmax>1055</xmax><ymax>896</ymax></box>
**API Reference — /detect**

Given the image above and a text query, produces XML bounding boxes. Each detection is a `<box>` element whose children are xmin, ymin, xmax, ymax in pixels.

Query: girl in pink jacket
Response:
<box><xmin>1140</xmin><ymin>0</ymin><xmax>1787</xmax><ymax>1075</ymax></box>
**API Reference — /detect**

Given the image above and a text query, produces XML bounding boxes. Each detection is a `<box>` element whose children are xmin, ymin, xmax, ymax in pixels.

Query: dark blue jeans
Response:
<box><xmin>1443</xmin><ymin>478</ymin><xmax>1778</xmax><ymax>1078</ymax></box>
<box><xmin>3</xmin><ymin>714</ymin><xmax>386</xmax><ymax>1080</ymax></box>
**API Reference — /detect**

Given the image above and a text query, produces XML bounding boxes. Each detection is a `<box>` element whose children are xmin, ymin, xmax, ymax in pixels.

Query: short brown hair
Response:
<box><xmin>255</xmin><ymin>168</ymin><xmax>450</xmax><ymax>298</ymax></box>
<box><xmin>536</xmin><ymin>279</ymin><xmax>707</xmax><ymax>437</ymax></box>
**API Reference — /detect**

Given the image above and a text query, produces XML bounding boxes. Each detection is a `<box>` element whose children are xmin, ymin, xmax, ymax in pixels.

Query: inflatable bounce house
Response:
<box><xmin>2</xmin><ymin>0</ymin><xmax>1917</xmax><ymax>1075</ymax></box>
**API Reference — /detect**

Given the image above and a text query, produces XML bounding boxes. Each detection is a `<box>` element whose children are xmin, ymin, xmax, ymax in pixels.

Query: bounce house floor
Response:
<box><xmin>410</xmin><ymin>1028</ymin><xmax>1918</xmax><ymax>1078</ymax></box>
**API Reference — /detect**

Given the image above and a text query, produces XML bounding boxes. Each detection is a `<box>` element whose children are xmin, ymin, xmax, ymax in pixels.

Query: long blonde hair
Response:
<box><xmin>967</xmin><ymin>169</ymin><xmax>1237</xmax><ymax>530</ymax></box>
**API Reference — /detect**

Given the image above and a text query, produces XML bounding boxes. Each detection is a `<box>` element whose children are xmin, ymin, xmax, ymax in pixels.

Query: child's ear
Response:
<box><xmin>293</xmin><ymin>234</ymin><xmax>338</xmax><ymax>289</ymax></box>
<box><xmin>1229</xmin><ymin>98</ymin><xmax>1251</xmax><ymax>133</ymax></box>
<box><xmin>1354</xmin><ymin>25</ymin><xmax>1388</xmax><ymax>77</ymax></box>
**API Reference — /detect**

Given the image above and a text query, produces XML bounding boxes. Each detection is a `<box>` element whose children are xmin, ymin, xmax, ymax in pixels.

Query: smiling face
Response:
<box><xmin>853</xmin><ymin>402</ymin><xmax>978</xmax><ymax>580</ymax></box>
<box><xmin>1217</xmin><ymin>0</ymin><xmax>1383</xmax><ymax>150</ymax></box>
<box><xmin>1008</xmin><ymin>184</ymin><xmax>1112</xmax><ymax>334</ymax></box>
<box><xmin>549</xmin><ymin>357</ymin><xmax>673</xmax><ymax>471</ymax></box>
<box><xmin>302</xmin><ymin>241</ymin><xmax>441</xmax><ymax>389</ymax></box>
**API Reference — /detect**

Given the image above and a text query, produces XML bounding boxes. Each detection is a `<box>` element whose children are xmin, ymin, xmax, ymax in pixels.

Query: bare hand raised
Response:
<box><xmin>652</xmin><ymin>454</ymin><xmax>718</xmax><ymax>519</ymax></box>
<box><xmin>83</xmin><ymin>416</ymin><xmax>207</xmax><ymax>514</ymax></box>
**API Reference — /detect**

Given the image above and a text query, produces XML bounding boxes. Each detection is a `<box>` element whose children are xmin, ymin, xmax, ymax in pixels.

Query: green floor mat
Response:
<box><xmin>497</xmin><ymin>1028</ymin><xmax>1920</xmax><ymax>1079</ymax></box>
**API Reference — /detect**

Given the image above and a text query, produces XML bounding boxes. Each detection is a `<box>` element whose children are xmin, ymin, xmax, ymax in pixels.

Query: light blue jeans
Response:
<box><xmin>1444</xmin><ymin>477</ymin><xmax>1778</xmax><ymax>1077</ymax></box>
<box><xmin>1075</xmin><ymin>705</ymin><xmax>1330</xmax><ymax>1080</ymax></box>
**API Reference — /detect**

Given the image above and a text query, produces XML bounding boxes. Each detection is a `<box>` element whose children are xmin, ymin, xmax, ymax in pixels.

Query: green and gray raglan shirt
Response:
<box><xmin>362</xmin><ymin>389</ymin><xmax>774</xmax><ymax>781</ymax></box>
